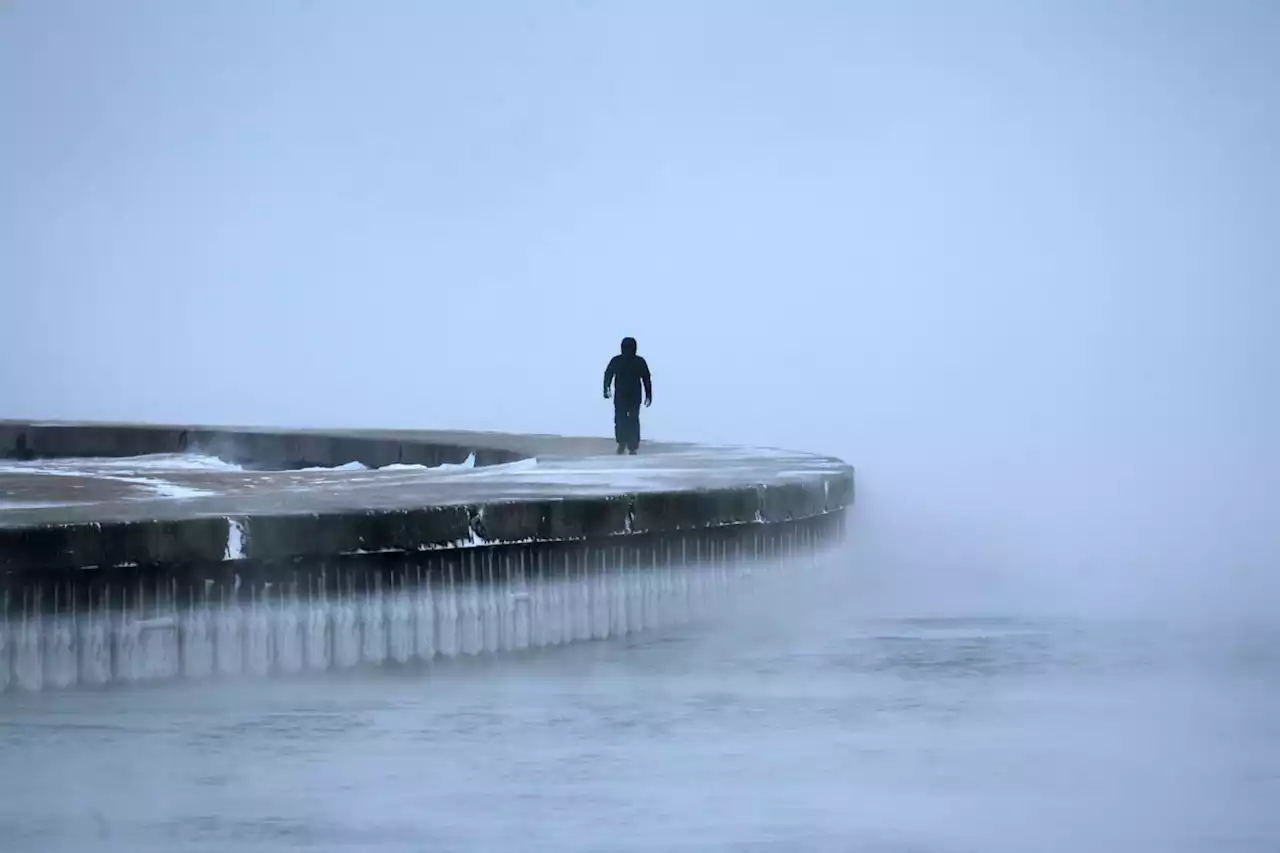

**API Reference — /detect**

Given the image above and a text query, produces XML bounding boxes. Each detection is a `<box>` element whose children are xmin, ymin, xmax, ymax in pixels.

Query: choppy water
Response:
<box><xmin>1</xmin><ymin>549</ymin><xmax>1276</xmax><ymax>853</ymax></box>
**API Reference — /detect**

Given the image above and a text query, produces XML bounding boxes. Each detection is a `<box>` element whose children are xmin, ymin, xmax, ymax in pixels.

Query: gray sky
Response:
<box><xmin>2</xmin><ymin>1</ymin><xmax>1276</xmax><ymax>609</ymax></box>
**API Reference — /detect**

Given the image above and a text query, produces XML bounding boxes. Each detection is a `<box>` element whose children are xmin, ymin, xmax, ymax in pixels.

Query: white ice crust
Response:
<box><xmin>0</xmin><ymin>444</ymin><xmax>845</xmax><ymax>512</ymax></box>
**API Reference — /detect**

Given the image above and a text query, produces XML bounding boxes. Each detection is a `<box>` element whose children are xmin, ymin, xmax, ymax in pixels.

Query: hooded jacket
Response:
<box><xmin>603</xmin><ymin>337</ymin><xmax>652</xmax><ymax>408</ymax></box>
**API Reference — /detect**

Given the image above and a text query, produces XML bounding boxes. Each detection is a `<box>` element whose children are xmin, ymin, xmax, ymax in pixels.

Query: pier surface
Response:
<box><xmin>0</xmin><ymin>421</ymin><xmax>854</xmax><ymax>571</ymax></box>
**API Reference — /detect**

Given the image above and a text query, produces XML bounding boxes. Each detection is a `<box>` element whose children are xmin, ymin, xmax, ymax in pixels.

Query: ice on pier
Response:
<box><xmin>0</xmin><ymin>547</ymin><xmax>785</xmax><ymax>692</ymax></box>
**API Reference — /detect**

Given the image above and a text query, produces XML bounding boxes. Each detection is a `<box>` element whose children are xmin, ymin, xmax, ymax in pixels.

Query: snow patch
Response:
<box><xmin>0</xmin><ymin>461</ymin><xmax>217</xmax><ymax>500</ymax></box>
<box><xmin>300</xmin><ymin>460</ymin><xmax>368</xmax><ymax>472</ymax></box>
<box><xmin>145</xmin><ymin>479</ymin><xmax>213</xmax><ymax>499</ymax></box>
<box><xmin>224</xmin><ymin>519</ymin><xmax>246</xmax><ymax>561</ymax></box>
<box><xmin>449</xmin><ymin>453</ymin><xmax>477</xmax><ymax>470</ymax></box>
<box><xmin>294</xmin><ymin>452</ymin><xmax>477</xmax><ymax>473</ymax></box>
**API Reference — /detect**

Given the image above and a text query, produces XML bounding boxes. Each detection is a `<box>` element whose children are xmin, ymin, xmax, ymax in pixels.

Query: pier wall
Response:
<box><xmin>0</xmin><ymin>421</ymin><xmax>854</xmax><ymax>691</ymax></box>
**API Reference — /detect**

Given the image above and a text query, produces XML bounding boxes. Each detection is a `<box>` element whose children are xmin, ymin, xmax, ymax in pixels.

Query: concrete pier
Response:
<box><xmin>0</xmin><ymin>421</ymin><xmax>854</xmax><ymax>691</ymax></box>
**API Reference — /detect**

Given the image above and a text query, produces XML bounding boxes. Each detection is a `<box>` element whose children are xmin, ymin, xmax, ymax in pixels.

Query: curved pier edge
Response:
<box><xmin>0</xmin><ymin>421</ymin><xmax>854</xmax><ymax>572</ymax></box>
<box><xmin>0</xmin><ymin>421</ymin><xmax>854</xmax><ymax>692</ymax></box>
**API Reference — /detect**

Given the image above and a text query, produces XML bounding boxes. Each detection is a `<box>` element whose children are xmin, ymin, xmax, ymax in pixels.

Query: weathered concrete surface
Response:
<box><xmin>0</xmin><ymin>421</ymin><xmax>854</xmax><ymax>573</ymax></box>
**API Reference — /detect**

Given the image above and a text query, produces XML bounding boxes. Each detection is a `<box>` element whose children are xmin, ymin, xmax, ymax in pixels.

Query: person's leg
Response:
<box><xmin>628</xmin><ymin>411</ymin><xmax>641</xmax><ymax>454</ymax></box>
<box><xmin>616</xmin><ymin>407</ymin><xmax>632</xmax><ymax>453</ymax></box>
<box><xmin>618</xmin><ymin>408</ymin><xmax>638</xmax><ymax>454</ymax></box>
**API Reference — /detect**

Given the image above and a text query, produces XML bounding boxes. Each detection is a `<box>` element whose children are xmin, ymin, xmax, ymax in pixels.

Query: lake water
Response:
<box><xmin>1</xmin><ymin>543</ymin><xmax>1276</xmax><ymax>853</ymax></box>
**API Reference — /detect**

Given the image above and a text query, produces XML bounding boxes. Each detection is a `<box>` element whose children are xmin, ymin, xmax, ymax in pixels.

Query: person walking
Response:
<box><xmin>602</xmin><ymin>336</ymin><xmax>652</xmax><ymax>455</ymax></box>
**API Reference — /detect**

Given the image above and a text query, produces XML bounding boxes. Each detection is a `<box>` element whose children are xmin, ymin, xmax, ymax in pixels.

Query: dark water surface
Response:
<box><xmin>1</xmin><ymin>552</ymin><xmax>1276</xmax><ymax>853</ymax></box>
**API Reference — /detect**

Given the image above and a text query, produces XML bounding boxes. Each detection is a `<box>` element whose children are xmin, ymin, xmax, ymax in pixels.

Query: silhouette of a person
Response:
<box><xmin>603</xmin><ymin>337</ymin><xmax>652</xmax><ymax>455</ymax></box>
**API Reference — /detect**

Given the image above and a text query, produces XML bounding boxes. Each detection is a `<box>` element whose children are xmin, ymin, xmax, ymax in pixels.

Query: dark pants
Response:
<box><xmin>614</xmin><ymin>404</ymin><xmax>641</xmax><ymax>452</ymax></box>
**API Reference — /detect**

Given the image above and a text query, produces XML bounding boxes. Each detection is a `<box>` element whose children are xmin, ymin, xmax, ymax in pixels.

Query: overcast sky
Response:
<box><xmin>2</xmin><ymin>1</ymin><xmax>1276</xmax><ymax>610</ymax></box>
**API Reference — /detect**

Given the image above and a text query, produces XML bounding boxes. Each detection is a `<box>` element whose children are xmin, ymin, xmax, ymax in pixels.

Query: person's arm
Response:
<box><xmin>640</xmin><ymin>357</ymin><xmax>653</xmax><ymax>406</ymax></box>
<box><xmin>603</xmin><ymin>356</ymin><xmax>618</xmax><ymax>398</ymax></box>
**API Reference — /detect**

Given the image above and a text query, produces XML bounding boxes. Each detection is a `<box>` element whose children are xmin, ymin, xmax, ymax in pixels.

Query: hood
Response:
<box><xmin>620</xmin><ymin>336</ymin><xmax>637</xmax><ymax>356</ymax></box>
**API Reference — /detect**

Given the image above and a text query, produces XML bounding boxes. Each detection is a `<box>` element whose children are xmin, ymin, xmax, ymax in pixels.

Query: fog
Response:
<box><xmin>2</xmin><ymin>1</ymin><xmax>1277</xmax><ymax>614</ymax></box>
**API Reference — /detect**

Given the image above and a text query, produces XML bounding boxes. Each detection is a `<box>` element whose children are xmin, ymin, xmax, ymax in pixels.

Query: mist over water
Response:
<box><xmin>1</xmin><ymin>546</ymin><xmax>1277</xmax><ymax>853</ymax></box>
<box><xmin>2</xmin><ymin>1</ymin><xmax>1278</xmax><ymax>850</ymax></box>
